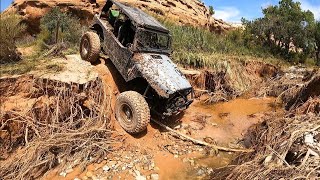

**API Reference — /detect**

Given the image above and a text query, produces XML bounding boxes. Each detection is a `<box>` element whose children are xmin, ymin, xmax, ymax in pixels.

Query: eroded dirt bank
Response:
<box><xmin>0</xmin><ymin>55</ymin><xmax>319</xmax><ymax>179</ymax></box>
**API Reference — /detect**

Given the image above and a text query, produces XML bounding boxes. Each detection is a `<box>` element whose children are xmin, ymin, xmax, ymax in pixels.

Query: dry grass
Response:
<box><xmin>217</xmin><ymin>114</ymin><xmax>320</xmax><ymax>180</ymax></box>
<box><xmin>212</xmin><ymin>73</ymin><xmax>320</xmax><ymax>180</ymax></box>
<box><xmin>0</xmin><ymin>75</ymin><xmax>114</xmax><ymax>179</ymax></box>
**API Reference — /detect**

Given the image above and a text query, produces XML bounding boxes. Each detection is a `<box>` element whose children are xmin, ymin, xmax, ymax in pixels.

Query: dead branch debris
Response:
<box><xmin>186</xmin><ymin>70</ymin><xmax>240</xmax><ymax>103</ymax></box>
<box><xmin>41</xmin><ymin>42</ymin><xmax>68</xmax><ymax>58</ymax></box>
<box><xmin>151</xmin><ymin>119</ymin><xmax>253</xmax><ymax>153</ymax></box>
<box><xmin>0</xmin><ymin>75</ymin><xmax>113</xmax><ymax>180</ymax></box>
<box><xmin>212</xmin><ymin>72</ymin><xmax>320</xmax><ymax>180</ymax></box>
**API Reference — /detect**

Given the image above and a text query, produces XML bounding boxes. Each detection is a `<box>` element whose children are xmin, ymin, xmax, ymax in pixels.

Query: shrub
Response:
<box><xmin>160</xmin><ymin>20</ymin><xmax>275</xmax><ymax>68</ymax></box>
<box><xmin>38</xmin><ymin>8</ymin><xmax>83</xmax><ymax>48</ymax></box>
<box><xmin>0</xmin><ymin>13</ymin><xmax>26</xmax><ymax>63</ymax></box>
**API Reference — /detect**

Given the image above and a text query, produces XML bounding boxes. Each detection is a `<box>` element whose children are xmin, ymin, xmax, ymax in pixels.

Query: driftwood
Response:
<box><xmin>0</xmin><ymin>76</ymin><xmax>113</xmax><ymax>180</ymax></box>
<box><xmin>41</xmin><ymin>43</ymin><xmax>68</xmax><ymax>58</ymax></box>
<box><xmin>151</xmin><ymin>119</ymin><xmax>254</xmax><ymax>153</ymax></box>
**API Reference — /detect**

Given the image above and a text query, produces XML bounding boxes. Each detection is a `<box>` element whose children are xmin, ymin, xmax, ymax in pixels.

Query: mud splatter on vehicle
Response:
<box><xmin>79</xmin><ymin>0</ymin><xmax>193</xmax><ymax>134</ymax></box>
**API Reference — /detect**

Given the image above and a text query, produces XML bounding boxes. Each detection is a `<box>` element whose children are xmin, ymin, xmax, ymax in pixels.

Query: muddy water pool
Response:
<box><xmin>167</xmin><ymin>97</ymin><xmax>280</xmax><ymax>178</ymax></box>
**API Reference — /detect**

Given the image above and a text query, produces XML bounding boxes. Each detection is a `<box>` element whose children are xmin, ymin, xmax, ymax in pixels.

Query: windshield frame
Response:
<box><xmin>133</xmin><ymin>27</ymin><xmax>172</xmax><ymax>54</ymax></box>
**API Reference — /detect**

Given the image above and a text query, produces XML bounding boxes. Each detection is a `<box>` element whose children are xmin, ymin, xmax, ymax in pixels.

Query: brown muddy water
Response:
<box><xmin>181</xmin><ymin>97</ymin><xmax>279</xmax><ymax>145</ymax></box>
<box><xmin>166</xmin><ymin>97</ymin><xmax>280</xmax><ymax>179</ymax></box>
<box><xmin>42</xmin><ymin>97</ymin><xmax>280</xmax><ymax>180</ymax></box>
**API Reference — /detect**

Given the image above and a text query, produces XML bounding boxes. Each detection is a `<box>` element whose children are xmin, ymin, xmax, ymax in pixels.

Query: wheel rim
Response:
<box><xmin>82</xmin><ymin>38</ymin><xmax>89</xmax><ymax>57</ymax></box>
<box><xmin>119</xmin><ymin>103</ymin><xmax>134</xmax><ymax>125</ymax></box>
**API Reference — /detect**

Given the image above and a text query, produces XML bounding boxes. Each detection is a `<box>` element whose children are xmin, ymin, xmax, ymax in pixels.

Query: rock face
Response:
<box><xmin>5</xmin><ymin>0</ymin><xmax>234</xmax><ymax>34</ymax></box>
<box><xmin>5</xmin><ymin>0</ymin><xmax>102</xmax><ymax>34</ymax></box>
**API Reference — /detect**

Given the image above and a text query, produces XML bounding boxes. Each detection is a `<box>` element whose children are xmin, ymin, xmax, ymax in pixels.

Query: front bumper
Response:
<box><xmin>162</xmin><ymin>88</ymin><xmax>194</xmax><ymax>116</ymax></box>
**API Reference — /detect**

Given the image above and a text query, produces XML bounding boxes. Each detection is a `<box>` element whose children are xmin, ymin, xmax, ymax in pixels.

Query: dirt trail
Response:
<box><xmin>63</xmin><ymin>56</ymin><xmax>282</xmax><ymax>179</ymax></box>
<box><xmin>1</xmin><ymin>54</ymin><xmax>303</xmax><ymax>180</ymax></box>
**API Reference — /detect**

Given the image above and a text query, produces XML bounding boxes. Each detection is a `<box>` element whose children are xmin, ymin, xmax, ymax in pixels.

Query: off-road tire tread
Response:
<box><xmin>116</xmin><ymin>91</ymin><xmax>150</xmax><ymax>134</ymax></box>
<box><xmin>80</xmin><ymin>32</ymin><xmax>100</xmax><ymax>62</ymax></box>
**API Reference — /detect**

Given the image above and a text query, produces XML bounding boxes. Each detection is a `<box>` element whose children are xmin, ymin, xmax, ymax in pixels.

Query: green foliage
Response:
<box><xmin>161</xmin><ymin>21</ymin><xmax>276</xmax><ymax>68</ymax></box>
<box><xmin>209</xmin><ymin>6</ymin><xmax>215</xmax><ymax>16</ymax></box>
<box><xmin>314</xmin><ymin>21</ymin><xmax>320</xmax><ymax>65</ymax></box>
<box><xmin>243</xmin><ymin>0</ymin><xmax>317</xmax><ymax>63</ymax></box>
<box><xmin>0</xmin><ymin>13</ymin><xmax>26</xmax><ymax>63</ymax></box>
<box><xmin>39</xmin><ymin>7</ymin><xmax>82</xmax><ymax>46</ymax></box>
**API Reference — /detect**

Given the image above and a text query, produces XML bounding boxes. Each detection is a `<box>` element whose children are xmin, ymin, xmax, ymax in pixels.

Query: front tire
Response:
<box><xmin>115</xmin><ymin>91</ymin><xmax>150</xmax><ymax>134</ymax></box>
<box><xmin>80</xmin><ymin>32</ymin><xmax>100</xmax><ymax>63</ymax></box>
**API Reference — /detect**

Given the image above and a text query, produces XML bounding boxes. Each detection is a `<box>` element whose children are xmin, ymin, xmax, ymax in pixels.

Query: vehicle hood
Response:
<box><xmin>133</xmin><ymin>53</ymin><xmax>192</xmax><ymax>98</ymax></box>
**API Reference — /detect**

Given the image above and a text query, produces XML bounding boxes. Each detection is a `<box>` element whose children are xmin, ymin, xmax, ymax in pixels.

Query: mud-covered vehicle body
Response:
<box><xmin>80</xmin><ymin>0</ymin><xmax>193</xmax><ymax>133</ymax></box>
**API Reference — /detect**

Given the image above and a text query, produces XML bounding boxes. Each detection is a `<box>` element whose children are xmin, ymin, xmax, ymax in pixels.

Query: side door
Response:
<box><xmin>96</xmin><ymin>18</ymin><xmax>133</xmax><ymax>81</ymax></box>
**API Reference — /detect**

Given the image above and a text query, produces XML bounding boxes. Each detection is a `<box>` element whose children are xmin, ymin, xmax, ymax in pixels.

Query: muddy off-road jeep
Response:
<box><xmin>80</xmin><ymin>0</ymin><xmax>193</xmax><ymax>134</ymax></box>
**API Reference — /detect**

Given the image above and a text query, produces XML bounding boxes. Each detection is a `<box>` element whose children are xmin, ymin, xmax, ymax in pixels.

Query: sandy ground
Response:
<box><xmin>0</xmin><ymin>54</ymin><xmax>284</xmax><ymax>180</ymax></box>
<box><xmin>39</xmin><ymin>55</ymin><xmax>281</xmax><ymax>179</ymax></box>
<box><xmin>33</xmin><ymin>55</ymin><xmax>99</xmax><ymax>84</ymax></box>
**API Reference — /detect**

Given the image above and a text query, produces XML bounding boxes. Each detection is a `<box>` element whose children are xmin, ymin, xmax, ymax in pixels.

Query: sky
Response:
<box><xmin>1</xmin><ymin>0</ymin><xmax>13</xmax><ymax>12</ymax></box>
<box><xmin>204</xmin><ymin>0</ymin><xmax>320</xmax><ymax>23</ymax></box>
<box><xmin>1</xmin><ymin>0</ymin><xmax>320</xmax><ymax>22</ymax></box>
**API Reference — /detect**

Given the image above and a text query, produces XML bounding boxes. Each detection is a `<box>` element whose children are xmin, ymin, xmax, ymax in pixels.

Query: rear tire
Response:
<box><xmin>115</xmin><ymin>91</ymin><xmax>150</xmax><ymax>134</ymax></box>
<box><xmin>80</xmin><ymin>32</ymin><xmax>100</xmax><ymax>63</ymax></box>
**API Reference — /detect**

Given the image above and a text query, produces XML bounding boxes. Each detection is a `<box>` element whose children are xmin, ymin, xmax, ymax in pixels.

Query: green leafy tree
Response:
<box><xmin>243</xmin><ymin>0</ymin><xmax>316</xmax><ymax>62</ymax></box>
<box><xmin>0</xmin><ymin>13</ymin><xmax>26</xmax><ymax>63</ymax></box>
<box><xmin>209</xmin><ymin>6</ymin><xmax>215</xmax><ymax>16</ymax></box>
<box><xmin>40</xmin><ymin>7</ymin><xmax>82</xmax><ymax>45</ymax></box>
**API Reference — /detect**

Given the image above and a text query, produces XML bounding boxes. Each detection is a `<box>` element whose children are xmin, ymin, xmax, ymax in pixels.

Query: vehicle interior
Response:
<box><xmin>99</xmin><ymin>1</ymin><xmax>171</xmax><ymax>53</ymax></box>
<box><xmin>100</xmin><ymin>3</ymin><xmax>135</xmax><ymax>48</ymax></box>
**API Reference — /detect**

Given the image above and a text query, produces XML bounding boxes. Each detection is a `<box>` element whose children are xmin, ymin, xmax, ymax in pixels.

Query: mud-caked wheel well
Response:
<box><xmin>91</xmin><ymin>24</ymin><xmax>104</xmax><ymax>41</ymax></box>
<box><xmin>126</xmin><ymin>78</ymin><xmax>150</xmax><ymax>94</ymax></box>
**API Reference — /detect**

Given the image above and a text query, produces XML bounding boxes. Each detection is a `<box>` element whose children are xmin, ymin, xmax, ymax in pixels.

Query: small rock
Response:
<box><xmin>196</xmin><ymin>169</ymin><xmax>205</xmax><ymax>176</ymax></box>
<box><xmin>74</xmin><ymin>178</ymin><xmax>81</xmax><ymax>180</ymax></box>
<box><xmin>143</xmin><ymin>165</ymin><xmax>149</xmax><ymax>170</ymax></box>
<box><xmin>174</xmin><ymin>155</ymin><xmax>179</xmax><ymax>158</ymax></box>
<box><xmin>122</xmin><ymin>166</ymin><xmax>126</xmax><ymax>171</ymax></box>
<box><xmin>91</xmin><ymin>175</ymin><xmax>99</xmax><ymax>180</ymax></box>
<box><xmin>108</xmin><ymin>161</ymin><xmax>117</xmax><ymax>167</ymax></box>
<box><xmin>103</xmin><ymin>165</ymin><xmax>110</xmax><ymax>172</ymax></box>
<box><xmin>114</xmin><ymin>164</ymin><xmax>120</xmax><ymax>170</ymax></box>
<box><xmin>189</xmin><ymin>160</ymin><xmax>195</xmax><ymax>166</ymax></box>
<box><xmin>66</xmin><ymin>168</ymin><xmax>74</xmax><ymax>174</ymax></box>
<box><xmin>59</xmin><ymin>172</ymin><xmax>67</xmax><ymax>177</ymax></box>
<box><xmin>134</xmin><ymin>170</ymin><xmax>146</xmax><ymax>180</ymax></box>
<box><xmin>127</xmin><ymin>163</ymin><xmax>134</xmax><ymax>168</ymax></box>
<box><xmin>86</xmin><ymin>171</ymin><xmax>93</xmax><ymax>178</ymax></box>
<box><xmin>211</xmin><ymin>123</ymin><xmax>218</xmax><ymax>126</ymax></box>
<box><xmin>136</xmin><ymin>176</ymin><xmax>147</xmax><ymax>180</ymax></box>
<box><xmin>305</xmin><ymin>133</ymin><xmax>315</xmax><ymax>146</ymax></box>
<box><xmin>150</xmin><ymin>173</ymin><xmax>159</xmax><ymax>180</ymax></box>
<box><xmin>58</xmin><ymin>158</ymin><xmax>63</xmax><ymax>164</ymax></box>
<box><xmin>264</xmin><ymin>154</ymin><xmax>273</xmax><ymax>165</ymax></box>
<box><xmin>182</xmin><ymin>158</ymin><xmax>188</xmax><ymax>163</ymax></box>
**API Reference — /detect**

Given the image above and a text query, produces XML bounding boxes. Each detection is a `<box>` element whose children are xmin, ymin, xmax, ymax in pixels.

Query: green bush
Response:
<box><xmin>38</xmin><ymin>8</ymin><xmax>83</xmax><ymax>48</ymax></box>
<box><xmin>0</xmin><ymin>13</ymin><xmax>26</xmax><ymax>63</ymax></box>
<box><xmin>160</xmin><ymin>20</ymin><xmax>275</xmax><ymax>68</ymax></box>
